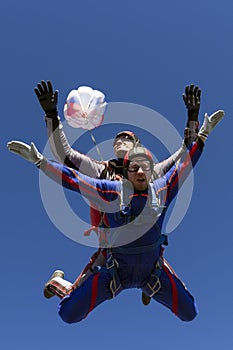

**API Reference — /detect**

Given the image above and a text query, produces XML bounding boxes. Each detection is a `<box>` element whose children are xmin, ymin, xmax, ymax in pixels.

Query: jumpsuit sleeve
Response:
<box><xmin>153</xmin><ymin>143</ymin><xmax>186</xmax><ymax>178</ymax></box>
<box><xmin>39</xmin><ymin>158</ymin><xmax>120</xmax><ymax>211</ymax></box>
<box><xmin>45</xmin><ymin>115</ymin><xmax>107</xmax><ymax>178</ymax></box>
<box><xmin>154</xmin><ymin>139</ymin><xmax>204</xmax><ymax>206</ymax></box>
<box><xmin>153</xmin><ymin>118</ymin><xmax>201</xmax><ymax>179</ymax></box>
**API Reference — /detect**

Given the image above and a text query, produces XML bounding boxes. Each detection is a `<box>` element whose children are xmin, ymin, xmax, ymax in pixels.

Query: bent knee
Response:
<box><xmin>59</xmin><ymin>307</ymin><xmax>84</xmax><ymax>324</ymax></box>
<box><xmin>180</xmin><ymin>306</ymin><xmax>198</xmax><ymax>322</ymax></box>
<box><xmin>58</xmin><ymin>297</ymin><xmax>85</xmax><ymax>324</ymax></box>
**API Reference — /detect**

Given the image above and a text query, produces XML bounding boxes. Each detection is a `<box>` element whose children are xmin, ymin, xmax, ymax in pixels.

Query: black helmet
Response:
<box><xmin>113</xmin><ymin>131</ymin><xmax>140</xmax><ymax>146</ymax></box>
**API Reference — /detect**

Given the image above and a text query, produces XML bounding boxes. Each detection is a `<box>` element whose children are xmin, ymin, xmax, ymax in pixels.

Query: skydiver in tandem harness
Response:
<box><xmin>8</xmin><ymin>107</ymin><xmax>224</xmax><ymax>322</ymax></box>
<box><xmin>32</xmin><ymin>81</ymin><xmax>203</xmax><ymax>306</ymax></box>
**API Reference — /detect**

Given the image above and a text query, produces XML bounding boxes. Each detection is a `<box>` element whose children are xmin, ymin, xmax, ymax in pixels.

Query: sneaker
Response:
<box><xmin>44</xmin><ymin>270</ymin><xmax>64</xmax><ymax>299</ymax></box>
<box><xmin>142</xmin><ymin>292</ymin><xmax>151</xmax><ymax>306</ymax></box>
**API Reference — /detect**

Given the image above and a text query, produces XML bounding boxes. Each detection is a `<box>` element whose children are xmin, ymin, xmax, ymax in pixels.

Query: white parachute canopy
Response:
<box><xmin>64</xmin><ymin>86</ymin><xmax>107</xmax><ymax>130</ymax></box>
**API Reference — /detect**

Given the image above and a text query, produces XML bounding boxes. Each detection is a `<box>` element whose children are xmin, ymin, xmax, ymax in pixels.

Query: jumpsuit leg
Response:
<box><xmin>58</xmin><ymin>272</ymin><xmax>113</xmax><ymax>324</ymax></box>
<box><xmin>142</xmin><ymin>262</ymin><xmax>198</xmax><ymax>321</ymax></box>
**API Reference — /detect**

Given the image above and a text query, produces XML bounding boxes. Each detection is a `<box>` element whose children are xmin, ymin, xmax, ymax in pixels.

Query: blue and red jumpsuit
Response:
<box><xmin>45</xmin><ymin>115</ymin><xmax>189</xmax><ymax>291</ymax></box>
<box><xmin>40</xmin><ymin>140</ymin><xmax>203</xmax><ymax>323</ymax></box>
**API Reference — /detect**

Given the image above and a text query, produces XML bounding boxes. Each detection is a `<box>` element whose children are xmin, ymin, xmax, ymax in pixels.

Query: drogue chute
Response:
<box><xmin>64</xmin><ymin>86</ymin><xmax>107</xmax><ymax>130</ymax></box>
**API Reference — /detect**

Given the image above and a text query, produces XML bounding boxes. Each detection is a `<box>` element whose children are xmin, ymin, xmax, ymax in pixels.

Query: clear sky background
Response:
<box><xmin>1</xmin><ymin>1</ymin><xmax>232</xmax><ymax>349</ymax></box>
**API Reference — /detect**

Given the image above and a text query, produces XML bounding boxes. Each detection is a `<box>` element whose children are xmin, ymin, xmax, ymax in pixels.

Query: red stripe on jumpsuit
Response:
<box><xmin>166</xmin><ymin>142</ymin><xmax>199</xmax><ymax>202</ymax></box>
<box><xmin>84</xmin><ymin>273</ymin><xmax>100</xmax><ymax>318</ymax></box>
<box><xmin>45</xmin><ymin>162</ymin><xmax>120</xmax><ymax>201</ymax></box>
<box><xmin>155</xmin><ymin>142</ymin><xmax>199</xmax><ymax>203</ymax></box>
<box><xmin>163</xmin><ymin>264</ymin><xmax>178</xmax><ymax>316</ymax></box>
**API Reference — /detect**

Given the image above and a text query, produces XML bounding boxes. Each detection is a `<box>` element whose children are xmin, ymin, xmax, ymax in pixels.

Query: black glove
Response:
<box><xmin>34</xmin><ymin>80</ymin><xmax>58</xmax><ymax>118</ymax></box>
<box><xmin>182</xmin><ymin>84</ymin><xmax>201</xmax><ymax>122</ymax></box>
<box><xmin>183</xmin><ymin>127</ymin><xmax>198</xmax><ymax>146</ymax></box>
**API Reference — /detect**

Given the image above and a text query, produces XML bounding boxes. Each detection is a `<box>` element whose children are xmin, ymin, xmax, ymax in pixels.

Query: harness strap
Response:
<box><xmin>120</xmin><ymin>180</ymin><xmax>131</xmax><ymax>214</ymax></box>
<box><xmin>93</xmin><ymin>235</ymin><xmax>168</xmax><ymax>278</ymax></box>
<box><xmin>143</xmin><ymin>257</ymin><xmax>163</xmax><ymax>297</ymax></box>
<box><xmin>93</xmin><ymin>238</ymin><xmax>167</xmax><ymax>298</ymax></box>
<box><xmin>92</xmin><ymin>250</ymin><xmax>118</xmax><ymax>275</ymax></box>
<box><xmin>111</xmin><ymin>234</ymin><xmax>168</xmax><ymax>255</ymax></box>
<box><xmin>149</xmin><ymin>183</ymin><xmax>158</xmax><ymax>208</ymax></box>
<box><xmin>98</xmin><ymin>250</ymin><xmax>123</xmax><ymax>298</ymax></box>
<box><xmin>120</xmin><ymin>181</ymin><xmax>166</xmax><ymax>220</ymax></box>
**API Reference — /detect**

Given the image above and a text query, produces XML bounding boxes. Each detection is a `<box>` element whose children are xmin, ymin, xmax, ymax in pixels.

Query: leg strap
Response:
<box><xmin>143</xmin><ymin>258</ymin><xmax>163</xmax><ymax>297</ymax></box>
<box><xmin>93</xmin><ymin>251</ymin><xmax>123</xmax><ymax>298</ymax></box>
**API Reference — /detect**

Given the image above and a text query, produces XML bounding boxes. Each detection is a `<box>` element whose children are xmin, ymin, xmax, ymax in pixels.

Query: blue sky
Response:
<box><xmin>1</xmin><ymin>1</ymin><xmax>232</xmax><ymax>349</ymax></box>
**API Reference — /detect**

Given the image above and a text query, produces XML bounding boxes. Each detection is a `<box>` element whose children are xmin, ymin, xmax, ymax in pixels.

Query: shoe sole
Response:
<box><xmin>142</xmin><ymin>293</ymin><xmax>151</xmax><ymax>306</ymax></box>
<box><xmin>44</xmin><ymin>270</ymin><xmax>65</xmax><ymax>299</ymax></box>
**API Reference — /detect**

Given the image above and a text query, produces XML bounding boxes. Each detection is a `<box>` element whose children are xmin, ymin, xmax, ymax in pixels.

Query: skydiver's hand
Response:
<box><xmin>7</xmin><ymin>141</ymin><xmax>43</xmax><ymax>165</ymax></box>
<box><xmin>183</xmin><ymin>84</ymin><xmax>201</xmax><ymax>122</ymax></box>
<box><xmin>34</xmin><ymin>80</ymin><xmax>58</xmax><ymax>118</ymax></box>
<box><xmin>198</xmin><ymin>110</ymin><xmax>224</xmax><ymax>142</ymax></box>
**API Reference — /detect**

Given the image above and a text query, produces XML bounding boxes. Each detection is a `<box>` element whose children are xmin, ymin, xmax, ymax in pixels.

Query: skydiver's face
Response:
<box><xmin>127</xmin><ymin>156</ymin><xmax>152</xmax><ymax>192</ymax></box>
<box><xmin>113</xmin><ymin>136</ymin><xmax>134</xmax><ymax>159</ymax></box>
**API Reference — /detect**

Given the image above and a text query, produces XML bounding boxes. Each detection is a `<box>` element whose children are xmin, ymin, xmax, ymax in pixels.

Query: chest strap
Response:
<box><xmin>120</xmin><ymin>182</ymin><xmax>166</xmax><ymax>219</ymax></box>
<box><xmin>111</xmin><ymin>234</ymin><xmax>168</xmax><ymax>255</ymax></box>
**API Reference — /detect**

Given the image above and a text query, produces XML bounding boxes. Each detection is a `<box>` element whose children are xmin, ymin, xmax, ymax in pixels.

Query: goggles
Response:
<box><xmin>127</xmin><ymin>160</ymin><xmax>152</xmax><ymax>172</ymax></box>
<box><xmin>113</xmin><ymin>135</ymin><xmax>134</xmax><ymax>146</ymax></box>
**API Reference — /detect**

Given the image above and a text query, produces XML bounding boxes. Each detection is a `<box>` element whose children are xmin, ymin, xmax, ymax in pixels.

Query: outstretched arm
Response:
<box><xmin>7</xmin><ymin>141</ymin><xmax>119</xmax><ymax>210</ymax></box>
<box><xmin>154</xmin><ymin>110</ymin><xmax>224</xmax><ymax>206</ymax></box>
<box><xmin>153</xmin><ymin>84</ymin><xmax>201</xmax><ymax>179</ymax></box>
<box><xmin>35</xmin><ymin>80</ymin><xmax>107</xmax><ymax>177</ymax></box>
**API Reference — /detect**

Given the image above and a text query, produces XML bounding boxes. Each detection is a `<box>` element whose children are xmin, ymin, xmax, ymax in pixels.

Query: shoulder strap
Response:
<box><xmin>119</xmin><ymin>181</ymin><xmax>167</xmax><ymax>223</ymax></box>
<box><xmin>120</xmin><ymin>181</ymin><xmax>159</xmax><ymax>215</ymax></box>
<box><xmin>149</xmin><ymin>183</ymin><xmax>158</xmax><ymax>209</ymax></box>
<box><xmin>120</xmin><ymin>180</ymin><xmax>132</xmax><ymax>215</ymax></box>
<box><xmin>149</xmin><ymin>183</ymin><xmax>167</xmax><ymax>217</ymax></box>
